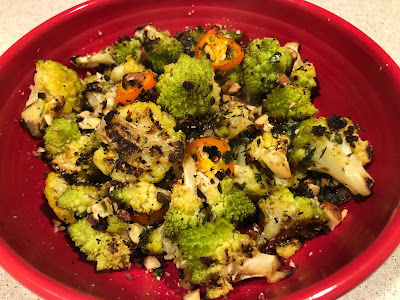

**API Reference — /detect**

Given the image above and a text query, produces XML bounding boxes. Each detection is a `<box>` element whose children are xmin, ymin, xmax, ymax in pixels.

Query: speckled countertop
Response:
<box><xmin>0</xmin><ymin>0</ymin><xmax>399</xmax><ymax>299</ymax></box>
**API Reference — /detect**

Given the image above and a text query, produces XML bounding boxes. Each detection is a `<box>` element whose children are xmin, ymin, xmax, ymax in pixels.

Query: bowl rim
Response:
<box><xmin>0</xmin><ymin>0</ymin><xmax>399</xmax><ymax>299</ymax></box>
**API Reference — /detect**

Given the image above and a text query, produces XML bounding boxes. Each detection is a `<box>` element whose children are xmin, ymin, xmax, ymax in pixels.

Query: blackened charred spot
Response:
<box><xmin>168</xmin><ymin>141</ymin><xmax>184</xmax><ymax>163</ymax></box>
<box><xmin>87</xmin><ymin>214</ymin><xmax>108</xmax><ymax>231</ymax></box>
<box><xmin>182</xmin><ymin>81</ymin><xmax>195</xmax><ymax>91</ymax></box>
<box><xmin>117</xmin><ymin>35</ymin><xmax>131</xmax><ymax>43</ymax></box>
<box><xmin>107</xmin><ymin>240</ymin><xmax>119</xmax><ymax>254</ymax></box>
<box><xmin>150</xmin><ymin>145</ymin><xmax>163</xmax><ymax>157</ymax></box>
<box><xmin>85</xmin><ymin>82</ymin><xmax>102</xmax><ymax>93</ymax></box>
<box><xmin>311</xmin><ymin>125</ymin><xmax>326</xmax><ymax>137</ymax></box>
<box><xmin>366</xmin><ymin>145</ymin><xmax>373</xmax><ymax>161</ymax></box>
<box><xmin>345</xmin><ymin>134</ymin><xmax>359</xmax><ymax>146</ymax></box>
<box><xmin>203</xmin><ymin>145</ymin><xmax>221</xmax><ymax>162</ymax></box>
<box><xmin>199</xmin><ymin>256</ymin><xmax>216</xmax><ymax>267</ymax></box>
<box><xmin>178</xmin><ymin>268</ymin><xmax>185</xmax><ymax>279</ymax></box>
<box><xmin>365</xmin><ymin>177</ymin><xmax>374</xmax><ymax>191</ymax></box>
<box><xmin>126</xmin><ymin>110</ymin><xmax>133</xmax><ymax>122</ymax></box>
<box><xmin>104</xmin><ymin>110</ymin><xmax>119</xmax><ymax>124</ymax></box>
<box><xmin>327</xmin><ymin>114</ymin><xmax>347</xmax><ymax>130</ymax></box>
<box><xmin>37</xmin><ymin>92</ymin><xmax>46</xmax><ymax>99</ymax></box>
<box><xmin>143</xmin><ymin>37</ymin><xmax>160</xmax><ymax>52</ymax></box>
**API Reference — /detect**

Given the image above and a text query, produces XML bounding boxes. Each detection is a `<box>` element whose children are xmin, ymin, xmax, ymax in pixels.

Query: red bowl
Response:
<box><xmin>0</xmin><ymin>0</ymin><xmax>399</xmax><ymax>299</ymax></box>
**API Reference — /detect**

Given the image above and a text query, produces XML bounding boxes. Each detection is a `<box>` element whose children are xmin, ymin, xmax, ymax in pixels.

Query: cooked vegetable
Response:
<box><xmin>71</xmin><ymin>36</ymin><xmax>141</xmax><ymax>68</ymax></box>
<box><xmin>114</xmin><ymin>71</ymin><xmax>157</xmax><ymax>105</ymax></box>
<box><xmin>135</xmin><ymin>25</ymin><xmax>184</xmax><ymax>73</ymax></box>
<box><xmin>288</xmin><ymin>115</ymin><xmax>374</xmax><ymax>196</ymax></box>
<box><xmin>22</xmin><ymin>24</ymin><xmax>375</xmax><ymax>299</ymax></box>
<box><xmin>243</xmin><ymin>38</ymin><xmax>292</xmax><ymax>97</ymax></box>
<box><xmin>264</xmin><ymin>84</ymin><xmax>319</xmax><ymax>120</ymax></box>
<box><xmin>156</xmin><ymin>54</ymin><xmax>221</xmax><ymax>118</ymax></box>
<box><xmin>68</xmin><ymin>218</ymin><xmax>131</xmax><ymax>270</ymax></box>
<box><xmin>195</xmin><ymin>26</ymin><xmax>244</xmax><ymax>72</ymax></box>
<box><xmin>94</xmin><ymin>102</ymin><xmax>185</xmax><ymax>183</ymax></box>
<box><xmin>257</xmin><ymin>187</ymin><xmax>329</xmax><ymax>250</ymax></box>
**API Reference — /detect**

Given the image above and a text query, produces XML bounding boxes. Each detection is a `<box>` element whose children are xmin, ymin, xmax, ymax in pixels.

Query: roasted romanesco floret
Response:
<box><xmin>68</xmin><ymin>218</ymin><xmax>131</xmax><ymax>270</ymax></box>
<box><xmin>136</xmin><ymin>25</ymin><xmax>184</xmax><ymax>73</ymax></box>
<box><xmin>243</xmin><ymin>38</ymin><xmax>292</xmax><ymax>97</ymax></box>
<box><xmin>175</xmin><ymin>26</ymin><xmax>207</xmax><ymax>56</ymax></box>
<box><xmin>106</xmin><ymin>215</ymin><xmax>129</xmax><ymax>234</ymax></box>
<box><xmin>71</xmin><ymin>36</ymin><xmax>142</xmax><ymax>68</ymax></box>
<box><xmin>94</xmin><ymin>102</ymin><xmax>185</xmax><ymax>183</ymax></box>
<box><xmin>43</xmin><ymin>118</ymin><xmax>82</xmax><ymax>157</ymax></box>
<box><xmin>57</xmin><ymin>184</ymin><xmax>107</xmax><ymax>216</ymax></box>
<box><xmin>197</xmin><ymin>176</ymin><xmax>256</xmax><ymax>224</ymax></box>
<box><xmin>177</xmin><ymin>218</ymin><xmax>287</xmax><ymax>299</ymax></box>
<box><xmin>111</xmin><ymin>181</ymin><xmax>168</xmax><ymax>214</ymax></box>
<box><xmin>21</xmin><ymin>60</ymin><xmax>85</xmax><ymax>131</ymax></box>
<box><xmin>257</xmin><ymin>187</ymin><xmax>329</xmax><ymax>248</ymax></box>
<box><xmin>164</xmin><ymin>154</ymin><xmax>206</xmax><ymax>238</ymax></box>
<box><xmin>156</xmin><ymin>54</ymin><xmax>221</xmax><ymax>118</ymax></box>
<box><xmin>44</xmin><ymin>172</ymin><xmax>76</xmax><ymax>224</ymax></box>
<box><xmin>51</xmin><ymin>133</ymin><xmax>102</xmax><ymax>180</ymax></box>
<box><xmin>263</xmin><ymin>84</ymin><xmax>318</xmax><ymax>120</ymax></box>
<box><xmin>288</xmin><ymin>115</ymin><xmax>374</xmax><ymax>196</ymax></box>
<box><xmin>164</xmin><ymin>182</ymin><xmax>205</xmax><ymax>238</ymax></box>
<box><xmin>289</xmin><ymin>61</ymin><xmax>317</xmax><ymax>89</ymax></box>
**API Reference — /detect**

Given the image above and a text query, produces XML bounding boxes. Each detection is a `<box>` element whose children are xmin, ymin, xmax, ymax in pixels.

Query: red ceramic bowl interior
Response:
<box><xmin>0</xmin><ymin>0</ymin><xmax>399</xmax><ymax>299</ymax></box>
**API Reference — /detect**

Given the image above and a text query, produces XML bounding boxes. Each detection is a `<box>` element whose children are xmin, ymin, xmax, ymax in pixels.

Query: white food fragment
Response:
<box><xmin>183</xmin><ymin>289</ymin><xmax>200</xmax><ymax>300</ymax></box>
<box><xmin>143</xmin><ymin>256</ymin><xmax>161</xmax><ymax>271</ymax></box>
<box><xmin>98</xmin><ymin>31</ymin><xmax>103</xmax><ymax>36</ymax></box>
<box><xmin>309</xmin><ymin>252</ymin><xmax>313</xmax><ymax>256</ymax></box>
<box><xmin>289</xmin><ymin>260</ymin><xmax>296</xmax><ymax>268</ymax></box>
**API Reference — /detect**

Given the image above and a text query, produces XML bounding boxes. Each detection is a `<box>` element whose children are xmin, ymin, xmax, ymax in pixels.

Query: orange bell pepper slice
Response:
<box><xmin>114</xmin><ymin>70</ymin><xmax>156</xmax><ymax>105</ymax></box>
<box><xmin>195</xmin><ymin>26</ymin><xmax>244</xmax><ymax>72</ymax></box>
<box><xmin>184</xmin><ymin>137</ymin><xmax>234</xmax><ymax>177</ymax></box>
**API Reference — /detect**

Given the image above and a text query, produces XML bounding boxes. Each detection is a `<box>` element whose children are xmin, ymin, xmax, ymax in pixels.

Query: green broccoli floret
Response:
<box><xmin>289</xmin><ymin>61</ymin><xmax>317</xmax><ymax>89</ymax></box>
<box><xmin>177</xmin><ymin>218</ymin><xmax>287</xmax><ymax>299</ymax></box>
<box><xmin>288</xmin><ymin>115</ymin><xmax>374</xmax><ymax>196</ymax></box>
<box><xmin>107</xmin><ymin>215</ymin><xmax>129</xmax><ymax>234</ymax></box>
<box><xmin>139</xmin><ymin>27</ymin><xmax>183</xmax><ymax>73</ymax></box>
<box><xmin>93</xmin><ymin>102</ymin><xmax>186</xmax><ymax>183</ymax></box>
<box><xmin>247</xmin><ymin>132</ymin><xmax>292</xmax><ymax>179</ymax></box>
<box><xmin>198</xmin><ymin>176</ymin><xmax>256</xmax><ymax>224</ymax></box>
<box><xmin>156</xmin><ymin>54</ymin><xmax>221</xmax><ymax>118</ymax></box>
<box><xmin>257</xmin><ymin>187</ymin><xmax>329</xmax><ymax>247</ymax></box>
<box><xmin>44</xmin><ymin>172</ymin><xmax>76</xmax><ymax>224</ymax></box>
<box><xmin>232</xmin><ymin>145</ymin><xmax>271</xmax><ymax>198</ymax></box>
<box><xmin>263</xmin><ymin>85</ymin><xmax>318</xmax><ymax>120</ymax></box>
<box><xmin>71</xmin><ymin>36</ymin><xmax>141</xmax><ymax>68</ymax></box>
<box><xmin>34</xmin><ymin>60</ymin><xmax>85</xmax><ymax>114</ymax></box>
<box><xmin>43</xmin><ymin>118</ymin><xmax>82</xmax><ymax>157</ymax></box>
<box><xmin>68</xmin><ymin>218</ymin><xmax>131</xmax><ymax>271</ymax></box>
<box><xmin>51</xmin><ymin>133</ymin><xmax>102</xmax><ymax>181</ymax></box>
<box><xmin>111</xmin><ymin>181</ymin><xmax>168</xmax><ymax>214</ymax></box>
<box><xmin>243</xmin><ymin>38</ymin><xmax>292</xmax><ymax>97</ymax></box>
<box><xmin>164</xmin><ymin>156</ymin><xmax>206</xmax><ymax>238</ymax></box>
<box><xmin>175</xmin><ymin>26</ymin><xmax>206</xmax><ymax>56</ymax></box>
<box><xmin>57</xmin><ymin>184</ymin><xmax>107</xmax><ymax>216</ymax></box>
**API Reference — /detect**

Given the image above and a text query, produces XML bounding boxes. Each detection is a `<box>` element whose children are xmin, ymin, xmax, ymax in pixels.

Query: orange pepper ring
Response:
<box><xmin>115</xmin><ymin>71</ymin><xmax>156</xmax><ymax>105</ymax></box>
<box><xmin>195</xmin><ymin>28</ymin><xmax>244</xmax><ymax>72</ymax></box>
<box><xmin>184</xmin><ymin>137</ymin><xmax>234</xmax><ymax>177</ymax></box>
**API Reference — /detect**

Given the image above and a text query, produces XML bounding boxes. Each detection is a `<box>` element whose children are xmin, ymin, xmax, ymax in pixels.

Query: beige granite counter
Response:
<box><xmin>0</xmin><ymin>0</ymin><xmax>399</xmax><ymax>299</ymax></box>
